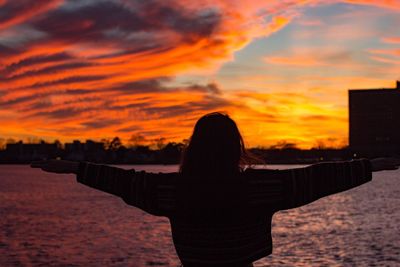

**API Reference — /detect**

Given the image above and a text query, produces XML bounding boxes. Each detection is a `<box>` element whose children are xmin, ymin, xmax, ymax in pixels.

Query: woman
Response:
<box><xmin>31</xmin><ymin>112</ymin><xmax>400</xmax><ymax>267</ymax></box>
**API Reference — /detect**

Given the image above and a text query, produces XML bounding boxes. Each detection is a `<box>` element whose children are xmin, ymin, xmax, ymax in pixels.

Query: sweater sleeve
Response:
<box><xmin>278</xmin><ymin>159</ymin><xmax>372</xmax><ymax>210</ymax></box>
<box><xmin>76</xmin><ymin>162</ymin><xmax>177</xmax><ymax>216</ymax></box>
<box><xmin>247</xmin><ymin>159</ymin><xmax>372</xmax><ymax>211</ymax></box>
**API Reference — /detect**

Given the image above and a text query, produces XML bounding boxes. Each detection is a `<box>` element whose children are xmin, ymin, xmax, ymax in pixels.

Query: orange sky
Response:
<box><xmin>1</xmin><ymin>0</ymin><xmax>400</xmax><ymax>148</ymax></box>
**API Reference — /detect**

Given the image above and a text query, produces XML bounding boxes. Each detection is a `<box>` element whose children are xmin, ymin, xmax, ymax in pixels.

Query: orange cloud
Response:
<box><xmin>226</xmin><ymin>90</ymin><xmax>348</xmax><ymax>149</ymax></box>
<box><xmin>0</xmin><ymin>0</ymin><xmax>299</xmax><ymax>145</ymax></box>
<box><xmin>264</xmin><ymin>55</ymin><xmax>325</xmax><ymax>67</ymax></box>
<box><xmin>342</xmin><ymin>0</ymin><xmax>400</xmax><ymax>9</ymax></box>
<box><xmin>369</xmin><ymin>55</ymin><xmax>400</xmax><ymax>65</ymax></box>
<box><xmin>368</xmin><ymin>48</ymin><xmax>400</xmax><ymax>57</ymax></box>
<box><xmin>1</xmin><ymin>0</ymin><xmax>400</xmax><ymax>148</ymax></box>
<box><xmin>263</xmin><ymin>48</ymin><xmax>360</xmax><ymax>69</ymax></box>
<box><xmin>381</xmin><ymin>37</ymin><xmax>400</xmax><ymax>44</ymax></box>
<box><xmin>0</xmin><ymin>0</ymin><xmax>63</xmax><ymax>30</ymax></box>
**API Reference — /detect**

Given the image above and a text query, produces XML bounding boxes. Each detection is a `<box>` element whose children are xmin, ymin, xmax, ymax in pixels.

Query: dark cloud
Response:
<box><xmin>4</xmin><ymin>61</ymin><xmax>94</xmax><ymax>81</ymax></box>
<box><xmin>111</xmin><ymin>78</ymin><xmax>169</xmax><ymax>93</ymax></box>
<box><xmin>31</xmin><ymin>0</ymin><xmax>221</xmax><ymax>45</ymax></box>
<box><xmin>106</xmin><ymin>101</ymin><xmax>148</xmax><ymax>111</ymax></box>
<box><xmin>0</xmin><ymin>44</ymin><xmax>19</xmax><ymax>57</ymax></box>
<box><xmin>188</xmin><ymin>82</ymin><xmax>222</xmax><ymax>95</ymax></box>
<box><xmin>27</xmin><ymin>100</ymin><xmax>53</xmax><ymax>110</ymax></box>
<box><xmin>138</xmin><ymin>3</ymin><xmax>221</xmax><ymax>41</ymax></box>
<box><xmin>0</xmin><ymin>88</ymin><xmax>99</xmax><ymax>110</ymax></box>
<box><xmin>137</xmin><ymin>130</ymin><xmax>165</xmax><ymax>136</ymax></box>
<box><xmin>33</xmin><ymin>107</ymin><xmax>85</xmax><ymax>119</ymax></box>
<box><xmin>30</xmin><ymin>75</ymin><xmax>108</xmax><ymax>88</ymax></box>
<box><xmin>33</xmin><ymin>1</ymin><xmax>148</xmax><ymax>43</ymax></box>
<box><xmin>111</xmin><ymin>79</ymin><xmax>222</xmax><ymax>95</ymax></box>
<box><xmin>19</xmin><ymin>96</ymin><xmax>102</xmax><ymax>117</ymax></box>
<box><xmin>116</xmin><ymin>125</ymin><xmax>143</xmax><ymax>133</ymax></box>
<box><xmin>81</xmin><ymin>118</ymin><xmax>122</xmax><ymax>129</ymax></box>
<box><xmin>106</xmin><ymin>79</ymin><xmax>228</xmax><ymax>113</ymax></box>
<box><xmin>0</xmin><ymin>94</ymin><xmax>38</xmax><ymax>108</ymax></box>
<box><xmin>3</xmin><ymin>52</ymin><xmax>73</xmax><ymax>74</ymax></box>
<box><xmin>0</xmin><ymin>0</ymin><xmax>59</xmax><ymax>28</ymax></box>
<box><xmin>64</xmin><ymin>88</ymin><xmax>100</xmax><ymax>95</ymax></box>
<box><xmin>139</xmin><ymin>96</ymin><xmax>229</xmax><ymax>119</ymax></box>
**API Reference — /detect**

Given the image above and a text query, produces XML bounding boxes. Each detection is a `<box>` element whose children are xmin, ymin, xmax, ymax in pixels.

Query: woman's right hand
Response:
<box><xmin>30</xmin><ymin>159</ymin><xmax>80</xmax><ymax>174</ymax></box>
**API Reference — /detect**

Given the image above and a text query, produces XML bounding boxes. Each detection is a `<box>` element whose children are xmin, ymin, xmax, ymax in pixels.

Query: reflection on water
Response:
<box><xmin>0</xmin><ymin>165</ymin><xmax>399</xmax><ymax>266</ymax></box>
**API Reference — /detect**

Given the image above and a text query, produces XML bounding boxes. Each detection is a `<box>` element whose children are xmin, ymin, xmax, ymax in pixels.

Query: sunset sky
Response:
<box><xmin>1</xmin><ymin>0</ymin><xmax>400</xmax><ymax>148</ymax></box>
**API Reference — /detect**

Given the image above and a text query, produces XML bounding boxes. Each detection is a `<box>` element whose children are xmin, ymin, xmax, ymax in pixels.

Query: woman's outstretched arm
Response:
<box><xmin>31</xmin><ymin>160</ymin><xmax>176</xmax><ymax>216</ymax></box>
<box><xmin>277</xmin><ymin>158</ymin><xmax>400</xmax><ymax>210</ymax></box>
<box><xmin>246</xmin><ymin>158</ymin><xmax>400</xmax><ymax>212</ymax></box>
<box><xmin>31</xmin><ymin>160</ymin><xmax>139</xmax><ymax>201</ymax></box>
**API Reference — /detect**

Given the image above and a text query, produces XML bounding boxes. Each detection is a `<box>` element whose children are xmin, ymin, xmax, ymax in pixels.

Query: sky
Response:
<box><xmin>1</xmin><ymin>0</ymin><xmax>400</xmax><ymax>149</ymax></box>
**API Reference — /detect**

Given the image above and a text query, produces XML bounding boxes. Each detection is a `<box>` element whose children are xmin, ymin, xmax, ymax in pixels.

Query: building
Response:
<box><xmin>64</xmin><ymin>140</ymin><xmax>105</xmax><ymax>161</ymax></box>
<box><xmin>349</xmin><ymin>81</ymin><xmax>400</xmax><ymax>156</ymax></box>
<box><xmin>4</xmin><ymin>141</ymin><xmax>61</xmax><ymax>162</ymax></box>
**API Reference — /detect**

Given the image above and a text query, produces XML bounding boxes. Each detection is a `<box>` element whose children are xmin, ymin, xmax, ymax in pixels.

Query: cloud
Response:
<box><xmin>264</xmin><ymin>55</ymin><xmax>326</xmax><ymax>67</ymax></box>
<box><xmin>32</xmin><ymin>107</ymin><xmax>86</xmax><ymax>119</ymax></box>
<box><xmin>342</xmin><ymin>0</ymin><xmax>400</xmax><ymax>10</ymax></box>
<box><xmin>263</xmin><ymin>49</ymin><xmax>358</xmax><ymax>68</ymax></box>
<box><xmin>1</xmin><ymin>0</ymin><xmax>296</xmax><ymax>144</ymax></box>
<box><xmin>1</xmin><ymin>0</ymin><xmax>400</xmax><ymax>147</ymax></box>
<box><xmin>296</xmin><ymin>18</ymin><xmax>324</xmax><ymax>27</ymax></box>
<box><xmin>3</xmin><ymin>52</ymin><xmax>73</xmax><ymax>76</ymax></box>
<box><xmin>81</xmin><ymin>118</ymin><xmax>123</xmax><ymax>129</ymax></box>
<box><xmin>368</xmin><ymin>48</ymin><xmax>400</xmax><ymax>57</ymax></box>
<box><xmin>226</xmin><ymin>90</ymin><xmax>348</xmax><ymax>148</ymax></box>
<box><xmin>381</xmin><ymin>36</ymin><xmax>400</xmax><ymax>44</ymax></box>
<box><xmin>369</xmin><ymin>55</ymin><xmax>400</xmax><ymax>65</ymax></box>
<box><xmin>0</xmin><ymin>0</ymin><xmax>63</xmax><ymax>30</ymax></box>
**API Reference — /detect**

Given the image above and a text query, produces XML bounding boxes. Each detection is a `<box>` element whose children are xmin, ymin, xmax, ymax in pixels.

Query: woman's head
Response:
<box><xmin>180</xmin><ymin>112</ymin><xmax>250</xmax><ymax>175</ymax></box>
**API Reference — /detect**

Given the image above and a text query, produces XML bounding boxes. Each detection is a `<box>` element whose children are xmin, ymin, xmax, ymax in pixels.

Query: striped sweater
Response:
<box><xmin>76</xmin><ymin>159</ymin><xmax>372</xmax><ymax>266</ymax></box>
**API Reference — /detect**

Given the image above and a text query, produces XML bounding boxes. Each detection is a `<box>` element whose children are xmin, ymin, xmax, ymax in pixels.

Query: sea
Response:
<box><xmin>0</xmin><ymin>164</ymin><xmax>399</xmax><ymax>267</ymax></box>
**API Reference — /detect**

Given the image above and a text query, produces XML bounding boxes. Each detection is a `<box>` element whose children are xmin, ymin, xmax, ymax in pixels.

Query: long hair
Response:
<box><xmin>179</xmin><ymin>112</ymin><xmax>255</xmax><ymax>176</ymax></box>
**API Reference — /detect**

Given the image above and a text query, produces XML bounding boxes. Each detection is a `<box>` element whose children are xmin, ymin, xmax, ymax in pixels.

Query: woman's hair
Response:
<box><xmin>179</xmin><ymin>112</ymin><xmax>257</xmax><ymax>175</ymax></box>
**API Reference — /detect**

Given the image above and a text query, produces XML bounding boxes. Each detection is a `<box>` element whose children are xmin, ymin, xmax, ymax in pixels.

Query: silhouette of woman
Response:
<box><xmin>31</xmin><ymin>112</ymin><xmax>400</xmax><ymax>267</ymax></box>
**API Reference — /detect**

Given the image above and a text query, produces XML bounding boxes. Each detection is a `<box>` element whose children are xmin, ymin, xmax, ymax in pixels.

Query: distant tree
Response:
<box><xmin>109</xmin><ymin>137</ymin><xmax>122</xmax><ymax>151</ymax></box>
<box><xmin>269</xmin><ymin>141</ymin><xmax>298</xmax><ymax>150</ymax></box>
<box><xmin>6</xmin><ymin>138</ymin><xmax>16</xmax><ymax>144</ymax></box>
<box><xmin>129</xmin><ymin>134</ymin><xmax>146</xmax><ymax>148</ymax></box>
<box><xmin>182</xmin><ymin>139</ymin><xmax>189</xmax><ymax>146</ymax></box>
<box><xmin>160</xmin><ymin>142</ymin><xmax>185</xmax><ymax>163</ymax></box>
<box><xmin>153</xmin><ymin>137</ymin><xmax>166</xmax><ymax>150</ymax></box>
<box><xmin>313</xmin><ymin>140</ymin><xmax>327</xmax><ymax>150</ymax></box>
<box><xmin>0</xmin><ymin>137</ymin><xmax>5</xmax><ymax>150</ymax></box>
<box><xmin>26</xmin><ymin>137</ymin><xmax>42</xmax><ymax>144</ymax></box>
<box><xmin>101</xmin><ymin>138</ymin><xmax>111</xmax><ymax>150</ymax></box>
<box><xmin>135</xmin><ymin>145</ymin><xmax>151</xmax><ymax>154</ymax></box>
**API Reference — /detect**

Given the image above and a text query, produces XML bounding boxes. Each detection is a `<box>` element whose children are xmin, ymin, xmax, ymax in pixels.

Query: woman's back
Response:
<box><xmin>171</xmin><ymin>171</ymin><xmax>274</xmax><ymax>267</ymax></box>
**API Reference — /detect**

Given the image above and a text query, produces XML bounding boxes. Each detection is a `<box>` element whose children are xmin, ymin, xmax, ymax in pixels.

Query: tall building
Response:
<box><xmin>349</xmin><ymin>81</ymin><xmax>400</xmax><ymax>156</ymax></box>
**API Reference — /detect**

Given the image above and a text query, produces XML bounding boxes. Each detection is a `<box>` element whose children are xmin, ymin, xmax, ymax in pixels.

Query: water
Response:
<box><xmin>0</xmin><ymin>165</ymin><xmax>399</xmax><ymax>266</ymax></box>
